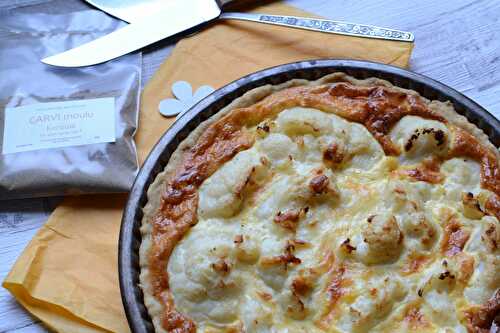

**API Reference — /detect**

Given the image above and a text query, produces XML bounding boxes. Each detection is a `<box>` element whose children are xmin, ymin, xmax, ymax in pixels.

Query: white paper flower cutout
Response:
<box><xmin>159</xmin><ymin>81</ymin><xmax>215</xmax><ymax>118</ymax></box>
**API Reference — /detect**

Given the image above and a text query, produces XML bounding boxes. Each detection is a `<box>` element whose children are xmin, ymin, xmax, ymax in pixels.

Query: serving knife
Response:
<box><xmin>42</xmin><ymin>0</ymin><xmax>414</xmax><ymax>67</ymax></box>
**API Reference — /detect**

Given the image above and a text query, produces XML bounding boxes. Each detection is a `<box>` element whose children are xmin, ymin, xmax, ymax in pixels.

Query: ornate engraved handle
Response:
<box><xmin>219</xmin><ymin>12</ymin><xmax>414</xmax><ymax>42</ymax></box>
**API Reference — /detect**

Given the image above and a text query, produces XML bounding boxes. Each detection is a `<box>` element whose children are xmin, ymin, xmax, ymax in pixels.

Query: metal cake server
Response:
<box><xmin>42</xmin><ymin>0</ymin><xmax>414</xmax><ymax>67</ymax></box>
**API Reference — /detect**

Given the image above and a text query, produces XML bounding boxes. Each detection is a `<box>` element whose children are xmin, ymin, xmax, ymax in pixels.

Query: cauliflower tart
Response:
<box><xmin>140</xmin><ymin>73</ymin><xmax>500</xmax><ymax>333</ymax></box>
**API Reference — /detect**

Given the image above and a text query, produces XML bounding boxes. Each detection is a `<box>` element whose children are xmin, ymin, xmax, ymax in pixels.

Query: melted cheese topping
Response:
<box><xmin>166</xmin><ymin>108</ymin><xmax>499</xmax><ymax>332</ymax></box>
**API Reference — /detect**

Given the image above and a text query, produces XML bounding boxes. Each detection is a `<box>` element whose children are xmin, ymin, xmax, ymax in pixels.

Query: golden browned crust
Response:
<box><xmin>139</xmin><ymin>73</ymin><xmax>500</xmax><ymax>333</ymax></box>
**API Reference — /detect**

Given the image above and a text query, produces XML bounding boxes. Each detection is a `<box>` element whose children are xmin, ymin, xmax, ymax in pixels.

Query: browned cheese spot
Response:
<box><xmin>464</xmin><ymin>290</ymin><xmax>500</xmax><ymax>333</ymax></box>
<box><xmin>441</xmin><ymin>219</ymin><xmax>470</xmax><ymax>257</ymax></box>
<box><xmin>309</xmin><ymin>174</ymin><xmax>330</xmax><ymax>194</ymax></box>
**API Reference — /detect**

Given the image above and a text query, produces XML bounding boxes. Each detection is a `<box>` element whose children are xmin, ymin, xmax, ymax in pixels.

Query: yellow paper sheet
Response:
<box><xmin>3</xmin><ymin>2</ymin><xmax>413</xmax><ymax>332</ymax></box>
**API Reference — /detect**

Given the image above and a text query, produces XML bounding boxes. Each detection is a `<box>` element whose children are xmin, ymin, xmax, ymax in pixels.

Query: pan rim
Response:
<box><xmin>119</xmin><ymin>59</ymin><xmax>500</xmax><ymax>333</ymax></box>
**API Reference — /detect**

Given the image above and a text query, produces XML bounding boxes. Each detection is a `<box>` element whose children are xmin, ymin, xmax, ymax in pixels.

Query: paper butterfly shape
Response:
<box><xmin>159</xmin><ymin>81</ymin><xmax>215</xmax><ymax>118</ymax></box>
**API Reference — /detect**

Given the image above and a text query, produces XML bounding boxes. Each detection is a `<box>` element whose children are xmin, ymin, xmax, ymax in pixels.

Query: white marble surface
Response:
<box><xmin>1</xmin><ymin>0</ymin><xmax>500</xmax><ymax>331</ymax></box>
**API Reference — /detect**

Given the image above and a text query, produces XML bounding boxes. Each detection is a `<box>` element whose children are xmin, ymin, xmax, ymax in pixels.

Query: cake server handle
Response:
<box><xmin>219</xmin><ymin>12</ymin><xmax>414</xmax><ymax>42</ymax></box>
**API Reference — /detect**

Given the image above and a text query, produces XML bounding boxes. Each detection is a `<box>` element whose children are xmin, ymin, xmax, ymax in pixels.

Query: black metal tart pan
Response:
<box><xmin>119</xmin><ymin>59</ymin><xmax>500</xmax><ymax>333</ymax></box>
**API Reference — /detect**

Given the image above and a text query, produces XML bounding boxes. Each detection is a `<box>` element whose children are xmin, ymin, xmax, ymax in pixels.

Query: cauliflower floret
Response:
<box><xmin>390</xmin><ymin>116</ymin><xmax>449</xmax><ymax>162</ymax></box>
<box><xmin>358</xmin><ymin>213</ymin><xmax>404</xmax><ymax>264</ymax></box>
<box><xmin>276</xmin><ymin>107</ymin><xmax>334</xmax><ymax>136</ymax></box>
<box><xmin>336</xmin><ymin>277</ymin><xmax>407</xmax><ymax>332</ymax></box>
<box><xmin>400</xmin><ymin>212</ymin><xmax>437</xmax><ymax>250</ymax></box>
<box><xmin>198</xmin><ymin>149</ymin><xmax>267</xmax><ymax>218</ymax></box>
<box><xmin>258</xmin><ymin>133</ymin><xmax>298</xmax><ymax>167</ymax></box>
<box><xmin>168</xmin><ymin>228</ymin><xmax>244</xmax><ymax>324</ymax></box>
<box><xmin>464</xmin><ymin>254</ymin><xmax>500</xmax><ymax>304</ymax></box>
<box><xmin>233</xmin><ymin>234</ymin><xmax>260</xmax><ymax>263</ymax></box>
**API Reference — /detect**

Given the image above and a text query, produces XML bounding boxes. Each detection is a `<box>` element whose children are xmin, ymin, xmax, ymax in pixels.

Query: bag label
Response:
<box><xmin>2</xmin><ymin>97</ymin><xmax>115</xmax><ymax>154</ymax></box>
